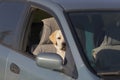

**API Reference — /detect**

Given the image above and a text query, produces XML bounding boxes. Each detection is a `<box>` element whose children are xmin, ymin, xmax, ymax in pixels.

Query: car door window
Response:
<box><xmin>22</xmin><ymin>7</ymin><xmax>78</xmax><ymax>78</ymax></box>
<box><xmin>0</xmin><ymin>2</ymin><xmax>28</xmax><ymax>48</ymax></box>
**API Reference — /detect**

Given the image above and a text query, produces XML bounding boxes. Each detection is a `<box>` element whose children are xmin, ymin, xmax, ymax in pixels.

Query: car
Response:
<box><xmin>0</xmin><ymin>0</ymin><xmax>120</xmax><ymax>80</ymax></box>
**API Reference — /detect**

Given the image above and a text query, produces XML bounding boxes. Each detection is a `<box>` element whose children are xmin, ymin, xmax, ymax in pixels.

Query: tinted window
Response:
<box><xmin>0</xmin><ymin>2</ymin><xmax>27</xmax><ymax>47</ymax></box>
<box><xmin>69</xmin><ymin>11</ymin><xmax>120</xmax><ymax>67</ymax></box>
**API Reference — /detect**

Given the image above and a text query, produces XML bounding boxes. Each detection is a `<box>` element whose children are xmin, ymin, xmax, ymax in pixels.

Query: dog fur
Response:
<box><xmin>49</xmin><ymin>30</ymin><xmax>66</xmax><ymax>60</ymax></box>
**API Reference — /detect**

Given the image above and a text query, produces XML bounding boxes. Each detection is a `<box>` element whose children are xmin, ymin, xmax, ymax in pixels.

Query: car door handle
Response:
<box><xmin>10</xmin><ymin>63</ymin><xmax>20</xmax><ymax>74</ymax></box>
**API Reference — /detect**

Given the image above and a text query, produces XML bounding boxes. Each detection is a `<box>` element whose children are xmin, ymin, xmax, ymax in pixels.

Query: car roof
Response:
<box><xmin>4</xmin><ymin>0</ymin><xmax>120</xmax><ymax>11</ymax></box>
<box><xmin>28</xmin><ymin>0</ymin><xmax>120</xmax><ymax>11</ymax></box>
<box><xmin>50</xmin><ymin>0</ymin><xmax>120</xmax><ymax>11</ymax></box>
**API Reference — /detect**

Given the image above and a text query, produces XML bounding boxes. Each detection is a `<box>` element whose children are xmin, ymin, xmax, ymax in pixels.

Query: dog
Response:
<box><xmin>49</xmin><ymin>30</ymin><xmax>66</xmax><ymax>60</ymax></box>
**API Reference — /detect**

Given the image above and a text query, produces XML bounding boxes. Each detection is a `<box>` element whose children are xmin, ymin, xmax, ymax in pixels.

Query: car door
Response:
<box><xmin>4</xmin><ymin>48</ymin><xmax>72</xmax><ymax>80</ymax></box>
<box><xmin>0</xmin><ymin>45</ymin><xmax>9</xmax><ymax>80</ymax></box>
<box><xmin>0</xmin><ymin>1</ymin><xmax>76</xmax><ymax>80</ymax></box>
<box><xmin>0</xmin><ymin>1</ymin><xmax>30</xmax><ymax>80</ymax></box>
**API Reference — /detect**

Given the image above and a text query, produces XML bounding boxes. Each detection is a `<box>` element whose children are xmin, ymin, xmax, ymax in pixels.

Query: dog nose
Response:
<box><xmin>62</xmin><ymin>42</ymin><xmax>66</xmax><ymax>46</ymax></box>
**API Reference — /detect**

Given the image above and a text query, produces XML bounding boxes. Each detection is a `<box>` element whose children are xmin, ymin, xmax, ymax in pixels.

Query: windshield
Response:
<box><xmin>68</xmin><ymin>11</ymin><xmax>120</xmax><ymax>73</ymax></box>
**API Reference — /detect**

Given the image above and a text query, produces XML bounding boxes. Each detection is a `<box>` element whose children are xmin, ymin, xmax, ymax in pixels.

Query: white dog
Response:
<box><xmin>49</xmin><ymin>30</ymin><xmax>66</xmax><ymax>60</ymax></box>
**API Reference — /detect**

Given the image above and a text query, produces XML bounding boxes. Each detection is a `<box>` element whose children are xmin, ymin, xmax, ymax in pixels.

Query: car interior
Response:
<box><xmin>25</xmin><ymin>9</ymin><xmax>55</xmax><ymax>56</ymax></box>
<box><xmin>23</xmin><ymin>8</ymin><xmax>78</xmax><ymax>78</ymax></box>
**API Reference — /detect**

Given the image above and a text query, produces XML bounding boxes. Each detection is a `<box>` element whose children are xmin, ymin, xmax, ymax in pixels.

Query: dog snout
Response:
<box><xmin>61</xmin><ymin>42</ymin><xmax>66</xmax><ymax>51</ymax></box>
<box><xmin>62</xmin><ymin>42</ymin><xmax>66</xmax><ymax>47</ymax></box>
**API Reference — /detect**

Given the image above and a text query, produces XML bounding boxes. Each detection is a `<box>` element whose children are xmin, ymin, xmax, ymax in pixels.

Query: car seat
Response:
<box><xmin>33</xmin><ymin>17</ymin><xmax>60</xmax><ymax>55</ymax></box>
<box><xmin>27</xmin><ymin>22</ymin><xmax>43</xmax><ymax>54</ymax></box>
<box><xmin>92</xmin><ymin>21</ymin><xmax>120</xmax><ymax>74</ymax></box>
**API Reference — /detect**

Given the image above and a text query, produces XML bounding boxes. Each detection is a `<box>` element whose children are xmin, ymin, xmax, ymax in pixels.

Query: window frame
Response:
<box><xmin>19</xmin><ymin>4</ymin><xmax>78</xmax><ymax>78</ymax></box>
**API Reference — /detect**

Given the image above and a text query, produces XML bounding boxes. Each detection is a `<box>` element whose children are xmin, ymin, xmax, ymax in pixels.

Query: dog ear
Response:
<box><xmin>49</xmin><ymin>30</ymin><xmax>58</xmax><ymax>44</ymax></box>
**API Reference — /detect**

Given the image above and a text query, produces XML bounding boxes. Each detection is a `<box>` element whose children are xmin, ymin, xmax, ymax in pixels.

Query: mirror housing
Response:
<box><xmin>36</xmin><ymin>52</ymin><xmax>63</xmax><ymax>71</ymax></box>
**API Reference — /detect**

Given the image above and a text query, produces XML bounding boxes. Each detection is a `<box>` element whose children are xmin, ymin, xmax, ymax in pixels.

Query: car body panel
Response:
<box><xmin>0</xmin><ymin>45</ymin><xmax>9</xmax><ymax>80</ymax></box>
<box><xmin>0</xmin><ymin>44</ymin><xmax>72</xmax><ymax>80</ymax></box>
<box><xmin>0</xmin><ymin>0</ymin><xmax>120</xmax><ymax>80</ymax></box>
<box><xmin>29</xmin><ymin>0</ymin><xmax>120</xmax><ymax>11</ymax></box>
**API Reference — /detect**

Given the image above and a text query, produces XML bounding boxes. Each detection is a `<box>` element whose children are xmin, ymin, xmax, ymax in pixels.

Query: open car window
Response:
<box><xmin>22</xmin><ymin>8</ymin><xmax>78</xmax><ymax>78</ymax></box>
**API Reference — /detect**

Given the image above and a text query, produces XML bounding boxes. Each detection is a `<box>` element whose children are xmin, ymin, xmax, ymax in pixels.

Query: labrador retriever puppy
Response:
<box><xmin>49</xmin><ymin>30</ymin><xmax>66</xmax><ymax>60</ymax></box>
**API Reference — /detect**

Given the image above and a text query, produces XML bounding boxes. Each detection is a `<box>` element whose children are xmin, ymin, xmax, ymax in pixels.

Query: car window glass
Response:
<box><xmin>69</xmin><ymin>11</ymin><xmax>120</xmax><ymax>68</ymax></box>
<box><xmin>0</xmin><ymin>2</ymin><xmax>27</xmax><ymax>47</ymax></box>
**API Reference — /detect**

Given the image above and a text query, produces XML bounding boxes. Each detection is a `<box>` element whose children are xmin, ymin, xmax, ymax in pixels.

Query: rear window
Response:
<box><xmin>0</xmin><ymin>2</ymin><xmax>27</xmax><ymax>47</ymax></box>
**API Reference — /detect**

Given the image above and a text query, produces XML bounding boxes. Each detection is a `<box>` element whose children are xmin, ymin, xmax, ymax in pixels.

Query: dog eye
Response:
<box><xmin>57</xmin><ymin>37</ymin><xmax>61</xmax><ymax>39</ymax></box>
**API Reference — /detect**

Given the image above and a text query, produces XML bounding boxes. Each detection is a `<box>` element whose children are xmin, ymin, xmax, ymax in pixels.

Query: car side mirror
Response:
<box><xmin>36</xmin><ymin>52</ymin><xmax>63</xmax><ymax>71</ymax></box>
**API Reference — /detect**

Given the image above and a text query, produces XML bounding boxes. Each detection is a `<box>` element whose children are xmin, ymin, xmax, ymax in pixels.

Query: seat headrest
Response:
<box><xmin>103</xmin><ymin>23</ymin><xmax>120</xmax><ymax>46</ymax></box>
<box><xmin>39</xmin><ymin>17</ymin><xmax>59</xmax><ymax>44</ymax></box>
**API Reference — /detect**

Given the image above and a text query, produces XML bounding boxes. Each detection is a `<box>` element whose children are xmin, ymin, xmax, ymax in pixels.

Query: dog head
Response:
<box><xmin>49</xmin><ymin>30</ymin><xmax>66</xmax><ymax>51</ymax></box>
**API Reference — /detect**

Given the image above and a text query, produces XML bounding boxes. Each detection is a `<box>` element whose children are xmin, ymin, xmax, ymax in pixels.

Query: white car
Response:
<box><xmin>0</xmin><ymin>0</ymin><xmax>120</xmax><ymax>80</ymax></box>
